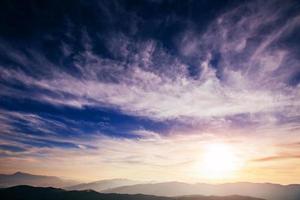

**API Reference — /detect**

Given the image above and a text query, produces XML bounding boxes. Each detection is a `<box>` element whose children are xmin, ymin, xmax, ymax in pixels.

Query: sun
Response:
<box><xmin>200</xmin><ymin>143</ymin><xmax>242</xmax><ymax>179</ymax></box>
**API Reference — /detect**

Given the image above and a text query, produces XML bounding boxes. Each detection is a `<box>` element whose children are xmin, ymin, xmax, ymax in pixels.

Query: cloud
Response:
<box><xmin>0</xmin><ymin>127</ymin><xmax>237</xmax><ymax>181</ymax></box>
<box><xmin>0</xmin><ymin>41</ymin><xmax>298</xmax><ymax>124</ymax></box>
<box><xmin>252</xmin><ymin>154</ymin><xmax>300</xmax><ymax>162</ymax></box>
<box><xmin>1</xmin><ymin>125</ymin><xmax>299</xmax><ymax>182</ymax></box>
<box><xmin>0</xmin><ymin>1</ymin><xmax>299</xmax><ymax>127</ymax></box>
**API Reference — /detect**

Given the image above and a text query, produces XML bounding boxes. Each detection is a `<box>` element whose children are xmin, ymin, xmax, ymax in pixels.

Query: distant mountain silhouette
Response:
<box><xmin>0</xmin><ymin>172</ymin><xmax>78</xmax><ymax>188</ymax></box>
<box><xmin>103</xmin><ymin>181</ymin><xmax>300</xmax><ymax>200</ymax></box>
<box><xmin>0</xmin><ymin>185</ymin><xmax>264</xmax><ymax>200</ymax></box>
<box><xmin>1</xmin><ymin>173</ymin><xmax>299</xmax><ymax>200</ymax></box>
<box><xmin>66</xmin><ymin>178</ymin><xmax>140</xmax><ymax>191</ymax></box>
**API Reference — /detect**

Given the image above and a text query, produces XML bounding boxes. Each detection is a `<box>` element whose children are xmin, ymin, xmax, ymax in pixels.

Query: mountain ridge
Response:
<box><xmin>103</xmin><ymin>181</ymin><xmax>300</xmax><ymax>200</ymax></box>
<box><xmin>1</xmin><ymin>172</ymin><xmax>300</xmax><ymax>200</ymax></box>
<box><xmin>0</xmin><ymin>172</ymin><xmax>78</xmax><ymax>188</ymax></box>
<box><xmin>66</xmin><ymin>178</ymin><xmax>140</xmax><ymax>191</ymax></box>
<box><xmin>0</xmin><ymin>185</ymin><xmax>265</xmax><ymax>200</ymax></box>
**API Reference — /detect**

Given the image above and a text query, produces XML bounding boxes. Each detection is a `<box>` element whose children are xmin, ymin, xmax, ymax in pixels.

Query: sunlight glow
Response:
<box><xmin>200</xmin><ymin>143</ymin><xmax>242</xmax><ymax>179</ymax></box>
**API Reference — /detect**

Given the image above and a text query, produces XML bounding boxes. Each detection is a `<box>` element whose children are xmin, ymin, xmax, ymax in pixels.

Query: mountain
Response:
<box><xmin>0</xmin><ymin>185</ymin><xmax>264</xmax><ymax>200</ymax></box>
<box><xmin>0</xmin><ymin>172</ymin><xmax>78</xmax><ymax>188</ymax></box>
<box><xmin>66</xmin><ymin>178</ymin><xmax>140</xmax><ymax>192</ymax></box>
<box><xmin>103</xmin><ymin>181</ymin><xmax>300</xmax><ymax>200</ymax></box>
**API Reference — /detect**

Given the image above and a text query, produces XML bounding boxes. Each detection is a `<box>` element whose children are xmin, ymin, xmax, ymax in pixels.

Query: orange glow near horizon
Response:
<box><xmin>1</xmin><ymin>132</ymin><xmax>300</xmax><ymax>185</ymax></box>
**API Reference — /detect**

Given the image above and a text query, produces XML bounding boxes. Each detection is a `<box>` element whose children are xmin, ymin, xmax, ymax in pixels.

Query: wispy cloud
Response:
<box><xmin>0</xmin><ymin>1</ymin><xmax>299</xmax><ymax>125</ymax></box>
<box><xmin>252</xmin><ymin>154</ymin><xmax>300</xmax><ymax>162</ymax></box>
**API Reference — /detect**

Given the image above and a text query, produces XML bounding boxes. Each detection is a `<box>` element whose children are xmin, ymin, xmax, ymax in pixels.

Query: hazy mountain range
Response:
<box><xmin>0</xmin><ymin>172</ymin><xmax>78</xmax><ymax>188</ymax></box>
<box><xmin>103</xmin><ymin>182</ymin><xmax>300</xmax><ymax>200</ymax></box>
<box><xmin>0</xmin><ymin>185</ymin><xmax>265</xmax><ymax>200</ymax></box>
<box><xmin>66</xmin><ymin>178</ymin><xmax>140</xmax><ymax>191</ymax></box>
<box><xmin>1</xmin><ymin>172</ymin><xmax>300</xmax><ymax>200</ymax></box>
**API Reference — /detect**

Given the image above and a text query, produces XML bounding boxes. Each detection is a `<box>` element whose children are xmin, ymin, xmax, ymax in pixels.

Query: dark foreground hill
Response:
<box><xmin>0</xmin><ymin>185</ymin><xmax>264</xmax><ymax>200</ymax></box>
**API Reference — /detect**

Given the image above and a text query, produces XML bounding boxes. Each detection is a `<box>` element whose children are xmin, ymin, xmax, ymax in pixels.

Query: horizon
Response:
<box><xmin>2</xmin><ymin>171</ymin><xmax>300</xmax><ymax>186</ymax></box>
<box><xmin>0</xmin><ymin>0</ymin><xmax>300</xmax><ymax>186</ymax></box>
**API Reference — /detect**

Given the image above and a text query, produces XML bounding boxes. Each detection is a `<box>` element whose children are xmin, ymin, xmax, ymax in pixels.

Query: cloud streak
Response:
<box><xmin>0</xmin><ymin>1</ymin><xmax>299</xmax><ymax>124</ymax></box>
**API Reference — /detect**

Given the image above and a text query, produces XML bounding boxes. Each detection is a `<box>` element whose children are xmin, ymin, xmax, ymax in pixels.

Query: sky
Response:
<box><xmin>0</xmin><ymin>0</ymin><xmax>300</xmax><ymax>184</ymax></box>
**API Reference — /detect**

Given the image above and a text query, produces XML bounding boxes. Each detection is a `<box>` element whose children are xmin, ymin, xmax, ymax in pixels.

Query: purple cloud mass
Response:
<box><xmin>0</xmin><ymin>0</ymin><xmax>299</xmax><ymax>138</ymax></box>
